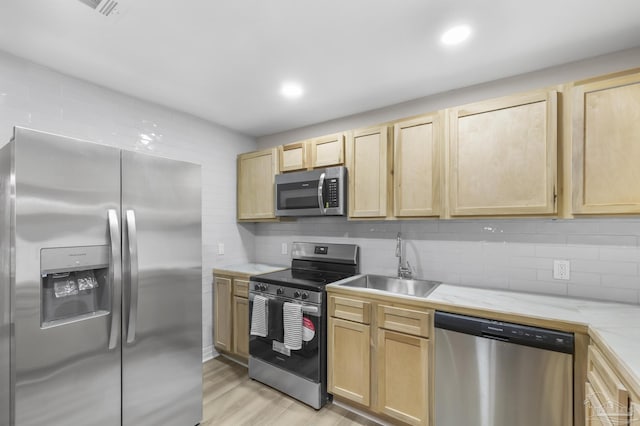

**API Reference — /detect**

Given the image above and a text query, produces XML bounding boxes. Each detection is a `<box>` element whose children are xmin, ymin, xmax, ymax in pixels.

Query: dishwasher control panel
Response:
<box><xmin>435</xmin><ymin>311</ymin><xmax>574</xmax><ymax>354</ymax></box>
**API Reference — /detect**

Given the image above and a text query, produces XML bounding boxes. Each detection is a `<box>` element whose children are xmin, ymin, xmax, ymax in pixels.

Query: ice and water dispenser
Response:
<box><xmin>40</xmin><ymin>245</ymin><xmax>111</xmax><ymax>328</ymax></box>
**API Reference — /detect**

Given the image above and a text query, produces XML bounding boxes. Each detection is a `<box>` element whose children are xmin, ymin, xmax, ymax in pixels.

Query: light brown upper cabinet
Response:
<box><xmin>394</xmin><ymin>114</ymin><xmax>442</xmax><ymax>217</ymax></box>
<box><xmin>279</xmin><ymin>133</ymin><xmax>345</xmax><ymax>172</ymax></box>
<box><xmin>237</xmin><ymin>148</ymin><xmax>278</xmax><ymax>220</ymax></box>
<box><xmin>279</xmin><ymin>142</ymin><xmax>308</xmax><ymax>172</ymax></box>
<box><xmin>572</xmin><ymin>71</ymin><xmax>640</xmax><ymax>214</ymax></box>
<box><xmin>347</xmin><ymin>125</ymin><xmax>392</xmax><ymax>218</ymax></box>
<box><xmin>448</xmin><ymin>90</ymin><xmax>558</xmax><ymax>216</ymax></box>
<box><xmin>310</xmin><ymin>132</ymin><xmax>345</xmax><ymax>168</ymax></box>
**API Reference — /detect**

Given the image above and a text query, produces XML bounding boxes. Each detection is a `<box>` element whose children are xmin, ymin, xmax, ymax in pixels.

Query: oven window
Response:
<box><xmin>277</xmin><ymin>180</ymin><xmax>320</xmax><ymax>210</ymax></box>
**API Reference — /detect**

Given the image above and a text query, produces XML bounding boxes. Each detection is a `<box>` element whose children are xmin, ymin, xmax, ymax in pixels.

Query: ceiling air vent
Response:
<box><xmin>77</xmin><ymin>0</ymin><xmax>121</xmax><ymax>17</ymax></box>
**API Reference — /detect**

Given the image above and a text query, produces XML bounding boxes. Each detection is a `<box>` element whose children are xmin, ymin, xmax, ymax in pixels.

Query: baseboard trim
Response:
<box><xmin>331</xmin><ymin>399</ymin><xmax>392</xmax><ymax>426</ymax></box>
<box><xmin>202</xmin><ymin>345</ymin><xmax>217</xmax><ymax>362</ymax></box>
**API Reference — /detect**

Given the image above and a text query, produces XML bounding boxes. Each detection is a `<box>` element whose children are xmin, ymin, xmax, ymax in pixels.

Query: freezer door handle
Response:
<box><xmin>125</xmin><ymin>209</ymin><xmax>139</xmax><ymax>344</ymax></box>
<box><xmin>107</xmin><ymin>209</ymin><xmax>121</xmax><ymax>350</ymax></box>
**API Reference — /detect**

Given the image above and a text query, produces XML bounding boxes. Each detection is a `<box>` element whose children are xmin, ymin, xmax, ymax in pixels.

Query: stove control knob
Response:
<box><xmin>276</xmin><ymin>288</ymin><xmax>284</xmax><ymax>295</ymax></box>
<box><xmin>254</xmin><ymin>283</ymin><xmax>260</xmax><ymax>291</ymax></box>
<box><xmin>293</xmin><ymin>291</ymin><xmax>301</xmax><ymax>298</ymax></box>
<box><xmin>261</xmin><ymin>284</ymin><xmax>268</xmax><ymax>291</ymax></box>
<box><xmin>301</xmin><ymin>292</ymin><xmax>309</xmax><ymax>300</ymax></box>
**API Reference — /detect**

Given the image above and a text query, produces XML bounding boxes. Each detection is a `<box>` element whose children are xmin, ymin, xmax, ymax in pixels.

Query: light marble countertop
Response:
<box><xmin>212</xmin><ymin>263</ymin><xmax>286</xmax><ymax>277</ymax></box>
<box><xmin>427</xmin><ymin>284</ymin><xmax>640</xmax><ymax>397</ymax></box>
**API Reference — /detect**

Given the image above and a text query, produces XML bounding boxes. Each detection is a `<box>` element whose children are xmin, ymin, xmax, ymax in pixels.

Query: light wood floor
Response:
<box><xmin>202</xmin><ymin>356</ymin><xmax>380</xmax><ymax>425</ymax></box>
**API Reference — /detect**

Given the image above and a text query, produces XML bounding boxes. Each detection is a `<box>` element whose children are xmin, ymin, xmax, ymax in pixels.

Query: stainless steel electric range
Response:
<box><xmin>248</xmin><ymin>242</ymin><xmax>359</xmax><ymax>409</ymax></box>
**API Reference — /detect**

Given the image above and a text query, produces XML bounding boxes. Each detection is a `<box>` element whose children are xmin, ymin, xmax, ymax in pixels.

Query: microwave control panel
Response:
<box><xmin>325</xmin><ymin>178</ymin><xmax>340</xmax><ymax>208</ymax></box>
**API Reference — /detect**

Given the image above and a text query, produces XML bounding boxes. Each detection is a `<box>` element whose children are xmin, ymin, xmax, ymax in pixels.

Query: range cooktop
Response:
<box><xmin>251</xmin><ymin>268</ymin><xmax>354</xmax><ymax>291</ymax></box>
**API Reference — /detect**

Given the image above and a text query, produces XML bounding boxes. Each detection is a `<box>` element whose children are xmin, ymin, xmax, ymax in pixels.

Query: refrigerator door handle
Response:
<box><xmin>107</xmin><ymin>209</ymin><xmax>121</xmax><ymax>351</ymax></box>
<box><xmin>126</xmin><ymin>209</ymin><xmax>139</xmax><ymax>344</ymax></box>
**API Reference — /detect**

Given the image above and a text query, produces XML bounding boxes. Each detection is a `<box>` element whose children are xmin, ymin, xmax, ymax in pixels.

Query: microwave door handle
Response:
<box><xmin>317</xmin><ymin>172</ymin><xmax>326</xmax><ymax>214</ymax></box>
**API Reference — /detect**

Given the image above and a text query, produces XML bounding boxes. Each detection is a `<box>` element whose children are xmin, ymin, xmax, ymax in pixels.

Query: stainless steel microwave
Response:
<box><xmin>275</xmin><ymin>166</ymin><xmax>347</xmax><ymax>217</ymax></box>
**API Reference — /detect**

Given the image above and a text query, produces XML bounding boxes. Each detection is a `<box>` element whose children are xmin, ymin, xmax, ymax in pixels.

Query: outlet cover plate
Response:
<box><xmin>553</xmin><ymin>260</ymin><xmax>570</xmax><ymax>280</ymax></box>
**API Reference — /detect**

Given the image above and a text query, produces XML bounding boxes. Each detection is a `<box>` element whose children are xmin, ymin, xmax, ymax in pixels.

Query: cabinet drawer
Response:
<box><xmin>587</xmin><ymin>345</ymin><xmax>629</xmax><ymax>419</ymax></box>
<box><xmin>233</xmin><ymin>279</ymin><xmax>249</xmax><ymax>298</ymax></box>
<box><xmin>329</xmin><ymin>296</ymin><xmax>371</xmax><ymax>324</ymax></box>
<box><xmin>377</xmin><ymin>305</ymin><xmax>430</xmax><ymax>338</ymax></box>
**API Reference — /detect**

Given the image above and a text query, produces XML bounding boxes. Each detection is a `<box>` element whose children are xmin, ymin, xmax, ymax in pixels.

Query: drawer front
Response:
<box><xmin>377</xmin><ymin>304</ymin><xmax>430</xmax><ymax>338</ymax></box>
<box><xmin>587</xmin><ymin>345</ymin><xmax>629</xmax><ymax>420</ymax></box>
<box><xmin>233</xmin><ymin>279</ymin><xmax>250</xmax><ymax>298</ymax></box>
<box><xmin>329</xmin><ymin>295</ymin><xmax>371</xmax><ymax>324</ymax></box>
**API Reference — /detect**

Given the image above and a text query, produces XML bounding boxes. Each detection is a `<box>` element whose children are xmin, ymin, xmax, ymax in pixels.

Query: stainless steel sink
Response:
<box><xmin>336</xmin><ymin>274</ymin><xmax>440</xmax><ymax>298</ymax></box>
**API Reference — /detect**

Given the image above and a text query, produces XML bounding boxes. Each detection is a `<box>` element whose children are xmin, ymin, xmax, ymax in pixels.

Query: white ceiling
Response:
<box><xmin>1</xmin><ymin>0</ymin><xmax>640</xmax><ymax>137</ymax></box>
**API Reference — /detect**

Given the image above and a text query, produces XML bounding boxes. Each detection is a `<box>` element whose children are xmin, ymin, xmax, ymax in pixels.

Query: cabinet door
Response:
<box><xmin>572</xmin><ymin>72</ymin><xmax>640</xmax><ymax>214</ymax></box>
<box><xmin>394</xmin><ymin>114</ymin><xmax>441</xmax><ymax>217</ymax></box>
<box><xmin>585</xmin><ymin>382</ymin><xmax>615</xmax><ymax>426</ymax></box>
<box><xmin>310</xmin><ymin>133</ymin><xmax>345</xmax><ymax>168</ymax></box>
<box><xmin>328</xmin><ymin>317</ymin><xmax>371</xmax><ymax>406</ymax></box>
<box><xmin>448</xmin><ymin>90</ymin><xmax>557</xmax><ymax>216</ymax></box>
<box><xmin>213</xmin><ymin>276</ymin><xmax>232</xmax><ymax>351</ymax></box>
<box><xmin>587</xmin><ymin>344</ymin><xmax>629</xmax><ymax>420</ymax></box>
<box><xmin>279</xmin><ymin>142</ymin><xmax>308</xmax><ymax>172</ymax></box>
<box><xmin>232</xmin><ymin>296</ymin><xmax>249</xmax><ymax>359</ymax></box>
<box><xmin>377</xmin><ymin>329</ymin><xmax>429</xmax><ymax>426</ymax></box>
<box><xmin>347</xmin><ymin>126</ymin><xmax>392</xmax><ymax>218</ymax></box>
<box><xmin>630</xmin><ymin>400</ymin><xmax>640</xmax><ymax>425</ymax></box>
<box><xmin>237</xmin><ymin>148</ymin><xmax>278</xmax><ymax>220</ymax></box>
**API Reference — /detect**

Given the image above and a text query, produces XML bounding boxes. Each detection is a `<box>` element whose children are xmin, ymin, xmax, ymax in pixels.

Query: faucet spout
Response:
<box><xmin>396</xmin><ymin>232</ymin><xmax>412</xmax><ymax>279</ymax></box>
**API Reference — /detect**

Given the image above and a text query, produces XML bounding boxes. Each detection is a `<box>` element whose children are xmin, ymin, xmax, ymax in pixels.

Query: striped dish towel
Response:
<box><xmin>283</xmin><ymin>302</ymin><xmax>303</xmax><ymax>350</ymax></box>
<box><xmin>250</xmin><ymin>295</ymin><xmax>268</xmax><ymax>337</ymax></box>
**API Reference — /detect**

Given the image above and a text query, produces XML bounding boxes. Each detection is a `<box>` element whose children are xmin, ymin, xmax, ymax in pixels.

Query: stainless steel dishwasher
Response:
<box><xmin>434</xmin><ymin>311</ymin><xmax>574</xmax><ymax>426</ymax></box>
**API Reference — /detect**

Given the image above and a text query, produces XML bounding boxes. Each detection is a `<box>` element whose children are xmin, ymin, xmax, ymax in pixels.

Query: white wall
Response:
<box><xmin>257</xmin><ymin>46</ymin><xmax>640</xmax><ymax>147</ymax></box>
<box><xmin>0</xmin><ymin>50</ymin><xmax>258</xmax><ymax>360</ymax></box>
<box><xmin>253</xmin><ymin>47</ymin><xmax>640</xmax><ymax>305</ymax></box>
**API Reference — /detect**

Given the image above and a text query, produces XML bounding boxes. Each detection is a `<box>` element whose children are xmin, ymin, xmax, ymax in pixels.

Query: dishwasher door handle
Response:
<box><xmin>481</xmin><ymin>332</ymin><xmax>510</xmax><ymax>343</ymax></box>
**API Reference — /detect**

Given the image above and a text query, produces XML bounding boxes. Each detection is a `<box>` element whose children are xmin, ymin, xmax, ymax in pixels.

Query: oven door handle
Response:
<box><xmin>317</xmin><ymin>172</ymin><xmax>326</xmax><ymax>214</ymax></box>
<box><xmin>248</xmin><ymin>293</ymin><xmax>319</xmax><ymax>315</ymax></box>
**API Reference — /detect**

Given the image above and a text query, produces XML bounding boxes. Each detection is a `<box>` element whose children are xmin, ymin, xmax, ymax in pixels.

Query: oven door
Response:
<box><xmin>249</xmin><ymin>294</ymin><xmax>324</xmax><ymax>383</ymax></box>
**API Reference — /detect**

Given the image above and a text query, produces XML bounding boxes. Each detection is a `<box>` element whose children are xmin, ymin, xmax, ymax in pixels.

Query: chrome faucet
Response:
<box><xmin>395</xmin><ymin>232</ymin><xmax>413</xmax><ymax>279</ymax></box>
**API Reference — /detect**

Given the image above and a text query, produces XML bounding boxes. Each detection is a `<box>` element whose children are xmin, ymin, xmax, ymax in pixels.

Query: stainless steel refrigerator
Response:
<box><xmin>0</xmin><ymin>127</ymin><xmax>203</xmax><ymax>426</ymax></box>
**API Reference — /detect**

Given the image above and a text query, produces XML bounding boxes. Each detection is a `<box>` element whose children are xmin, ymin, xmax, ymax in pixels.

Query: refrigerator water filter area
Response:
<box><xmin>40</xmin><ymin>245</ymin><xmax>110</xmax><ymax>328</ymax></box>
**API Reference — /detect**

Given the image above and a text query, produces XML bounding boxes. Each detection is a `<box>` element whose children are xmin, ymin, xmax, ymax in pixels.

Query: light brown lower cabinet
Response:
<box><xmin>233</xmin><ymin>296</ymin><xmax>249</xmax><ymax>358</ymax></box>
<box><xmin>328</xmin><ymin>292</ymin><xmax>431</xmax><ymax>426</ymax></box>
<box><xmin>584</xmin><ymin>341</ymin><xmax>638</xmax><ymax>426</ymax></box>
<box><xmin>213</xmin><ymin>272</ymin><xmax>250</xmax><ymax>361</ymax></box>
<box><xmin>328</xmin><ymin>317</ymin><xmax>371</xmax><ymax>406</ymax></box>
<box><xmin>213</xmin><ymin>276</ymin><xmax>232</xmax><ymax>352</ymax></box>
<box><xmin>377</xmin><ymin>329</ymin><xmax>429</xmax><ymax>426</ymax></box>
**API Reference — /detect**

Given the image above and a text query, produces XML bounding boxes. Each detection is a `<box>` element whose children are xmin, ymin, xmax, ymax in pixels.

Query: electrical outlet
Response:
<box><xmin>281</xmin><ymin>243</ymin><xmax>288</xmax><ymax>255</ymax></box>
<box><xmin>553</xmin><ymin>260</ymin><xmax>570</xmax><ymax>280</ymax></box>
<box><xmin>217</xmin><ymin>243</ymin><xmax>224</xmax><ymax>255</ymax></box>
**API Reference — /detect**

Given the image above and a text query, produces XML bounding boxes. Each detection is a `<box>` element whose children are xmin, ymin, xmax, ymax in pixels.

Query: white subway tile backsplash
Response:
<box><xmin>601</xmin><ymin>274</ymin><xmax>640</xmax><ymax>290</ymax></box>
<box><xmin>571</xmin><ymin>259</ymin><xmax>638</xmax><ymax>276</ymax></box>
<box><xmin>567</xmin><ymin>235</ymin><xmax>638</xmax><ymax>246</ymax></box>
<box><xmin>599</xmin><ymin>247</ymin><xmax>640</xmax><ymax>262</ymax></box>
<box><xmin>567</xmin><ymin>284</ymin><xmax>639</xmax><ymax>304</ymax></box>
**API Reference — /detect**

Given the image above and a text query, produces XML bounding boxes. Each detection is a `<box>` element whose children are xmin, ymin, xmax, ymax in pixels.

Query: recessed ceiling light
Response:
<box><xmin>441</xmin><ymin>25</ymin><xmax>472</xmax><ymax>45</ymax></box>
<box><xmin>280</xmin><ymin>82</ymin><xmax>304</xmax><ymax>99</ymax></box>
